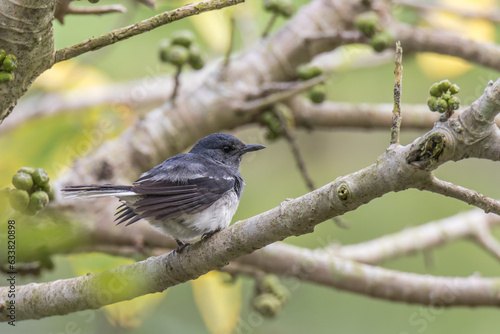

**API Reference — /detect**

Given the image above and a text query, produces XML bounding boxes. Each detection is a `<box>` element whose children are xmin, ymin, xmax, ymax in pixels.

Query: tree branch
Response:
<box><xmin>289</xmin><ymin>99</ymin><xmax>440</xmax><ymax>129</ymax></box>
<box><xmin>0</xmin><ymin>0</ymin><xmax>58</xmax><ymax>122</ymax></box>
<box><xmin>390</xmin><ymin>41</ymin><xmax>403</xmax><ymax>145</ymax></box>
<box><xmin>426</xmin><ymin>176</ymin><xmax>500</xmax><ymax>215</ymax></box>
<box><xmin>66</xmin><ymin>4</ymin><xmax>127</xmax><ymax>16</ymax></box>
<box><xmin>276</xmin><ymin>106</ymin><xmax>316</xmax><ymax>190</ymax></box>
<box><xmin>2</xmin><ymin>222</ymin><xmax>500</xmax><ymax>322</ymax></box>
<box><xmin>55</xmin><ymin>2</ymin><xmax>126</xmax><ymax>23</ymax></box>
<box><xmin>73</xmin><ymin>207</ymin><xmax>500</xmax><ymax>267</ymax></box>
<box><xmin>473</xmin><ymin>223</ymin><xmax>500</xmax><ymax>261</ymax></box>
<box><xmin>22</xmin><ymin>206</ymin><xmax>500</xmax><ymax>272</ymax></box>
<box><xmin>238</xmin><ymin>76</ymin><xmax>325</xmax><ymax>113</ymax></box>
<box><xmin>237</xmin><ymin>243</ymin><xmax>500</xmax><ymax>307</ymax></box>
<box><xmin>394</xmin><ymin>0</ymin><xmax>500</xmax><ymax>23</ymax></box>
<box><xmin>394</xmin><ymin>23</ymin><xmax>500</xmax><ymax>71</ymax></box>
<box><xmin>333</xmin><ymin>209</ymin><xmax>500</xmax><ymax>263</ymax></box>
<box><xmin>1</xmin><ymin>75</ymin><xmax>173</xmax><ymax>134</ymax></box>
<box><xmin>54</xmin><ymin>0</ymin><xmax>245</xmax><ymax>63</ymax></box>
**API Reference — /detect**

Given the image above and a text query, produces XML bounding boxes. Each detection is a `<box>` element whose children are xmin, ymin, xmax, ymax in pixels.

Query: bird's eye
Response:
<box><xmin>223</xmin><ymin>145</ymin><xmax>232</xmax><ymax>153</ymax></box>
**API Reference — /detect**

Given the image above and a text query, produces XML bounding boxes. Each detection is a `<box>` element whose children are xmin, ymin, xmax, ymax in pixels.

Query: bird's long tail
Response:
<box><xmin>62</xmin><ymin>185</ymin><xmax>136</xmax><ymax>199</ymax></box>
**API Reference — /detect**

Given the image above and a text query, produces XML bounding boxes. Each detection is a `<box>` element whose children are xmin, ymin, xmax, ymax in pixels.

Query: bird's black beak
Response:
<box><xmin>241</xmin><ymin>144</ymin><xmax>265</xmax><ymax>154</ymax></box>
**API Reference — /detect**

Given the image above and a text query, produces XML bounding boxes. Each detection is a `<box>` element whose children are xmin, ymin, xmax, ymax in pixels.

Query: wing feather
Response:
<box><xmin>115</xmin><ymin>175</ymin><xmax>235</xmax><ymax>226</ymax></box>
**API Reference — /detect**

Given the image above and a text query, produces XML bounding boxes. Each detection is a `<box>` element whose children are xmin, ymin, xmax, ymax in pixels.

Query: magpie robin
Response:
<box><xmin>62</xmin><ymin>133</ymin><xmax>265</xmax><ymax>251</ymax></box>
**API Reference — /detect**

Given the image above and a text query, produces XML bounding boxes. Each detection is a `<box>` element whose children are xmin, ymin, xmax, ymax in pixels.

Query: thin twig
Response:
<box><xmin>426</xmin><ymin>176</ymin><xmax>500</xmax><ymax>216</ymax></box>
<box><xmin>390</xmin><ymin>41</ymin><xmax>403</xmax><ymax>145</ymax></box>
<box><xmin>170</xmin><ymin>65</ymin><xmax>183</xmax><ymax>104</ymax></box>
<box><xmin>439</xmin><ymin>108</ymin><xmax>454</xmax><ymax>122</ymax></box>
<box><xmin>54</xmin><ymin>0</ymin><xmax>245</xmax><ymax>63</ymax></box>
<box><xmin>136</xmin><ymin>0</ymin><xmax>157</xmax><ymax>8</ymax></box>
<box><xmin>262</xmin><ymin>13</ymin><xmax>279</xmax><ymax>38</ymax></box>
<box><xmin>422</xmin><ymin>249</ymin><xmax>435</xmax><ymax>268</ymax></box>
<box><xmin>239</xmin><ymin>75</ymin><xmax>325</xmax><ymax>114</ymax></box>
<box><xmin>222</xmin><ymin>261</ymin><xmax>267</xmax><ymax>279</ymax></box>
<box><xmin>275</xmin><ymin>110</ymin><xmax>316</xmax><ymax>190</ymax></box>
<box><xmin>0</xmin><ymin>263</ymin><xmax>41</xmax><ymax>276</ymax></box>
<box><xmin>66</xmin><ymin>4</ymin><xmax>126</xmax><ymax>16</ymax></box>
<box><xmin>275</xmin><ymin>105</ymin><xmax>348</xmax><ymax>228</ymax></box>
<box><xmin>222</xmin><ymin>15</ymin><xmax>236</xmax><ymax>70</ymax></box>
<box><xmin>304</xmin><ymin>30</ymin><xmax>367</xmax><ymax>45</ymax></box>
<box><xmin>261</xmin><ymin>82</ymin><xmax>303</xmax><ymax>93</ymax></box>
<box><xmin>473</xmin><ymin>224</ymin><xmax>500</xmax><ymax>261</ymax></box>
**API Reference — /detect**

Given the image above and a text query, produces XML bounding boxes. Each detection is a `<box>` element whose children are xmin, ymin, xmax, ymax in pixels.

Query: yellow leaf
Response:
<box><xmin>192</xmin><ymin>271</ymin><xmax>242</xmax><ymax>334</ymax></box>
<box><xmin>102</xmin><ymin>291</ymin><xmax>167</xmax><ymax>329</ymax></box>
<box><xmin>416</xmin><ymin>54</ymin><xmax>473</xmax><ymax>79</ymax></box>
<box><xmin>67</xmin><ymin>253</ymin><xmax>167</xmax><ymax>329</ymax></box>
<box><xmin>416</xmin><ymin>0</ymin><xmax>496</xmax><ymax>78</ymax></box>
<box><xmin>190</xmin><ymin>10</ymin><xmax>231</xmax><ymax>53</ymax></box>
<box><xmin>34</xmin><ymin>60</ymin><xmax>109</xmax><ymax>91</ymax></box>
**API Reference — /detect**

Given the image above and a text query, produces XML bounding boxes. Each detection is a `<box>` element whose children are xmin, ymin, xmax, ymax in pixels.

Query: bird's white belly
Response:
<box><xmin>148</xmin><ymin>190</ymin><xmax>239</xmax><ymax>242</ymax></box>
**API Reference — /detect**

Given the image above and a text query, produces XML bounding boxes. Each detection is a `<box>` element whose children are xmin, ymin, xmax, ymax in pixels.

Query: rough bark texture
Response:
<box><xmin>0</xmin><ymin>0</ymin><xmax>57</xmax><ymax>122</ymax></box>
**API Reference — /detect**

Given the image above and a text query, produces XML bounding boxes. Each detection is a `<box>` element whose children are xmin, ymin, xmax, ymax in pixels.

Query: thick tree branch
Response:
<box><xmin>18</xmin><ymin>206</ymin><xmax>500</xmax><ymax>270</ymax></box>
<box><xmin>72</xmin><ymin>207</ymin><xmax>500</xmax><ymax>266</ymax></box>
<box><xmin>2</xmin><ymin>215</ymin><xmax>500</xmax><ymax>322</ymax></box>
<box><xmin>1</xmin><ymin>76</ymin><xmax>172</xmax><ymax>134</ymax></box>
<box><xmin>0</xmin><ymin>0</ymin><xmax>57</xmax><ymax>122</ymax></box>
<box><xmin>237</xmin><ymin>244</ymin><xmax>500</xmax><ymax>307</ymax></box>
<box><xmin>394</xmin><ymin>23</ymin><xmax>500</xmax><ymax>71</ymax></box>
<box><xmin>394</xmin><ymin>0</ymin><xmax>500</xmax><ymax>23</ymax></box>
<box><xmin>290</xmin><ymin>99</ymin><xmax>439</xmax><ymax>129</ymax></box>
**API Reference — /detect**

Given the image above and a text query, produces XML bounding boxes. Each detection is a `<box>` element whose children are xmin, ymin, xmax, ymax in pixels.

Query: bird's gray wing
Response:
<box><xmin>115</xmin><ymin>178</ymin><xmax>235</xmax><ymax>226</ymax></box>
<box><xmin>131</xmin><ymin>177</ymin><xmax>234</xmax><ymax>218</ymax></box>
<box><xmin>115</xmin><ymin>153</ymin><xmax>237</xmax><ymax>226</ymax></box>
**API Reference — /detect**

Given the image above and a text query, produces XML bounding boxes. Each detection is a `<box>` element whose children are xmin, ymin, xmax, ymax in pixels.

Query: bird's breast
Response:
<box><xmin>147</xmin><ymin>189</ymin><xmax>240</xmax><ymax>242</ymax></box>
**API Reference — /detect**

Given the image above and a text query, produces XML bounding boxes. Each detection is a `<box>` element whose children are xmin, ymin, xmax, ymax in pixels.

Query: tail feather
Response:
<box><xmin>62</xmin><ymin>184</ymin><xmax>136</xmax><ymax>199</ymax></box>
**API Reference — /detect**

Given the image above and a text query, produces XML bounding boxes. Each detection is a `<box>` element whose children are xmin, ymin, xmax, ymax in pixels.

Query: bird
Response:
<box><xmin>62</xmin><ymin>133</ymin><xmax>265</xmax><ymax>252</ymax></box>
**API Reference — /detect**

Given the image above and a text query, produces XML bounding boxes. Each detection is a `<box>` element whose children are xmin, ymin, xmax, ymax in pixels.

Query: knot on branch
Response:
<box><xmin>336</xmin><ymin>183</ymin><xmax>350</xmax><ymax>201</ymax></box>
<box><xmin>406</xmin><ymin>132</ymin><xmax>446</xmax><ymax>169</ymax></box>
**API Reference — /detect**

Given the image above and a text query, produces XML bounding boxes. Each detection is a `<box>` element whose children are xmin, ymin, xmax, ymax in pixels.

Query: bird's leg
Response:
<box><xmin>174</xmin><ymin>239</ymin><xmax>191</xmax><ymax>253</ymax></box>
<box><xmin>201</xmin><ymin>227</ymin><xmax>222</xmax><ymax>241</ymax></box>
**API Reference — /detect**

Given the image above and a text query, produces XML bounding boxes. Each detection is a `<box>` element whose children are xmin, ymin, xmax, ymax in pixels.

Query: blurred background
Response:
<box><xmin>1</xmin><ymin>0</ymin><xmax>500</xmax><ymax>333</ymax></box>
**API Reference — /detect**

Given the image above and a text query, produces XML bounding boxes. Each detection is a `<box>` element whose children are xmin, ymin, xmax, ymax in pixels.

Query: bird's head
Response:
<box><xmin>189</xmin><ymin>133</ymin><xmax>265</xmax><ymax>168</ymax></box>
